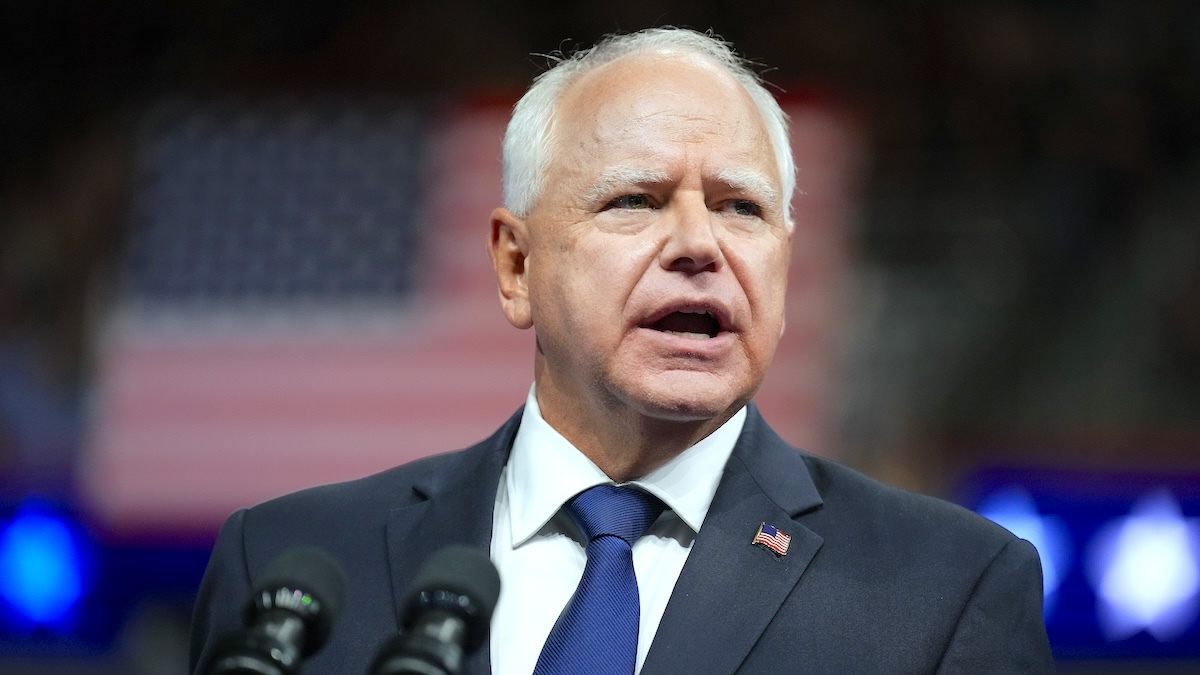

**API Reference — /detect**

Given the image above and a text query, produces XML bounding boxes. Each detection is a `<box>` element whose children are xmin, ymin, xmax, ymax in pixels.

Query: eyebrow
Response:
<box><xmin>714</xmin><ymin>168</ymin><xmax>780</xmax><ymax>211</ymax></box>
<box><xmin>583</xmin><ymin>166</ymin><xmax>671</xmax><ymax>204</ymax></box>
<box><xmin>581</xmin><ymin>165</ymin><xmax>781</xmax><ymax>212</ymax></box>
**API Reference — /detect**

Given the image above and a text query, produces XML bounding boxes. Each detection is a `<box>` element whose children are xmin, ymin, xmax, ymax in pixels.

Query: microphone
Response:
<box><xmin>205</xmin><ymin>546</ymin><xmax>348</xmax><ymax>675</ymax></box>
<box><xmin>370</xmin><ymin>545</ymin><xmax>501</xmax><ymax>675</ymax></box>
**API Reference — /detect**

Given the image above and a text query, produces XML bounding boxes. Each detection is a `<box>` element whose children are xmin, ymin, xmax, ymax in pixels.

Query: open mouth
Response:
<box><xmin>651</xmin><ymin>310</ymin><xmax>722</xmax><ymax>339</ymax></box>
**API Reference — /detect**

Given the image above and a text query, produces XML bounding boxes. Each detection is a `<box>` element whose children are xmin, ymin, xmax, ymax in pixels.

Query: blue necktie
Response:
<box><xmin>533</xmin><ymin>484</ymin><xmax>666</xmax><ymax>675</ymax></box>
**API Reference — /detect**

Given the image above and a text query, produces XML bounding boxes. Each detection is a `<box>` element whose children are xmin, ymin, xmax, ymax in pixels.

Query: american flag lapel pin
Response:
<box><xmin>751</xmin><ymin>522</ymin><xmax>791</xmax><ymax>556</ymax></box>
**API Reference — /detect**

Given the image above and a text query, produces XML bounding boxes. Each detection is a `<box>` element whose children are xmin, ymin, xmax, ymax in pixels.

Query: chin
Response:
<box><xmin>618</xmin><ymin>376</ymin><xmax>749</xmax><ymax>423</ymax></box>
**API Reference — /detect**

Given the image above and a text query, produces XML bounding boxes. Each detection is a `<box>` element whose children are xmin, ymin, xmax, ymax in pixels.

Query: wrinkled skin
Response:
<box><xmin>489</xmin><ymin>51</ymin><xmax>792</xmax><ymax>480</ymax></box>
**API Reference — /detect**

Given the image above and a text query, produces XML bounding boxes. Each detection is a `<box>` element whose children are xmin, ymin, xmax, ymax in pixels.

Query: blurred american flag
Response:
<box><xmin>79</xmin><ymin>96</ymin><xmax>860</xmax><ymax>533</ymax></box>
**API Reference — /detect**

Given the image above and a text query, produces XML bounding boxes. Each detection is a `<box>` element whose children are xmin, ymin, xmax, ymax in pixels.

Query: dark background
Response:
<box><xmin>1</xmin><ymin>1</ymin><xmax>1198</xmax><ymax>672</ymax></box>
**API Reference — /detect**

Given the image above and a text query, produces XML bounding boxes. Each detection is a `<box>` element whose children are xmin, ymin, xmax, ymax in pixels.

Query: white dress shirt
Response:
<box><xmin>489</xmin><ymin>386</ymin><xmax>746</xmax><ymax>675</ymax></box>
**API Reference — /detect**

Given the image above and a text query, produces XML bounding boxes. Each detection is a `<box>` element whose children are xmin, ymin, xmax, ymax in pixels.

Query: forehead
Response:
<box><xmin>550</xmin><ymin>52</ymin><xmax>776</xmax><ymax>174</ymax></box>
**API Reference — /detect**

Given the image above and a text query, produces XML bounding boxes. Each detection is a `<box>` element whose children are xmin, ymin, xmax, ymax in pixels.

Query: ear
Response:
<box><xmin>488</xmin><ymin>207</ymin><xmax>533</xmax><ymax>329</ymax></box>
<box><xmin>780</xmin><ymin>221</ymin><xmax>794</xmax><ymax>339</ymax></box>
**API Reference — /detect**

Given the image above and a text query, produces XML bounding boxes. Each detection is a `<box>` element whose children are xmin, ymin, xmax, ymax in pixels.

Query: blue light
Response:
<box><xmin>0</xmin><ymin>511</ymin><xmax>84</xmax><ymax>624</ymax></box>
<box><xmin>976</xmin><ymin>486</ymin><xmax>1072</xmax><ymax>616</ymax></box>
<box><xmin>1086</xmin><ymin>489</ymin><xmax>1200</xmax><ymax>642</ymax></box>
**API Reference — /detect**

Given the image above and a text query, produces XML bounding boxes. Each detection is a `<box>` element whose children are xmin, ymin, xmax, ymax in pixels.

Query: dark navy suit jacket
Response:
<box><xmin>191</xmin><ymin>405</ymin><xmax>1054</xmax><ymax>674</ymax></box>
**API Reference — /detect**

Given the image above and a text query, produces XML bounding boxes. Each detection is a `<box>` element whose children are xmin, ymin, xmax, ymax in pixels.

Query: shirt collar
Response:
<box><xmin>506</xmin><ymin>385</ymin><xmax>746</xmax><ymax>546</ymax></box>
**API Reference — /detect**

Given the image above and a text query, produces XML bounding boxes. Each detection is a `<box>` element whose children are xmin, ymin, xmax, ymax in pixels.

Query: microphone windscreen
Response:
<box><xmin>402</xmin><ymin>545</ymin><xmax>501</xmax><ymax>648</ymax></box>
<box><xmin>249</xmin><ymin>546</ymin><xmax>348</xmax><ymax>650</ymax></box>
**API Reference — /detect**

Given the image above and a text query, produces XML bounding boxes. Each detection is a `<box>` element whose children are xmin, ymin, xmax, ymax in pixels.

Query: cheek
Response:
<box><xmin>575</xmin><ymin>234</ymin><xmax>659</xmax><ymax>293</ymax></box>
<box><xmin>736</xmin><ymin>248</ymin><xmax>791</xmax><ymax>350</ymax></box>
<box><xmin>763</xmin><ymin>259</ymin><xmax>791</xmax><ymax>313</ymax></box>
<box><xmin>528</xmin><ymin>244</ymin><xmax>627</xmax><ymax>333</ymax></box>
<box><xmin>737</xmin><ymin>242</ymin><xmax>790</xmax><ymax>300</ymax></box>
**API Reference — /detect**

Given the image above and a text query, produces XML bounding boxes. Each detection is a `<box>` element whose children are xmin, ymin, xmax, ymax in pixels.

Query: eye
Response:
<box><xmin>606</xmin><ymin>194</ymin><xmax>654</xmax><ymax>210</ymax></box>
<box><xmin>726</xmin><ymin>199</ymin><xmax>762</xmax><ymax>217</ymax></box>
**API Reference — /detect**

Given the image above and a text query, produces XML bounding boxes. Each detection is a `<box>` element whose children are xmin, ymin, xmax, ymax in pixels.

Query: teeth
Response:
<box><xmin>665</xmin><ymin>330</ymin><xmax>712</xmax><ymax>339</ymax></box>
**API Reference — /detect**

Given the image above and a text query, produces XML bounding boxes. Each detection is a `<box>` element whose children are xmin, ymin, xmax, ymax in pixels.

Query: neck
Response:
<box><xmin>532</xmin><ymin>366</ymin><xmax>737</xmax><ymax>483</ymax></box>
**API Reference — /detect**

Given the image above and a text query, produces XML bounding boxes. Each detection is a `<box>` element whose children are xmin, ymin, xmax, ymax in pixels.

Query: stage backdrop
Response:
<box><xmin>78</xmin><ymin>95</ymin><xmax>863</xmax><ymax>533</ymax></box>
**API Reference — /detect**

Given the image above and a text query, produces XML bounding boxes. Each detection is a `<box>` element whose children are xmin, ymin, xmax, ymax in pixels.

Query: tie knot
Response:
<box><xmin>566</xmin><ymin>485</ymin><xmax>665</xmax><ymax>545</ymax></box>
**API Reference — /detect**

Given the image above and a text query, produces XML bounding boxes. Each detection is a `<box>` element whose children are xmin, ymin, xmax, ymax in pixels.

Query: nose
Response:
<box><xmin>659</xmin><ymin>195</ymin><xmax>721</xmax><ymax>274</ymax></box>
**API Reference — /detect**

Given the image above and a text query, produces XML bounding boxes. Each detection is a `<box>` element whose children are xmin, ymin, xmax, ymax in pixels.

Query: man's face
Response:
<box><xmin>496</xmin><ymin>52</ymin><xmax>792</xmax><ymax>429</ymax></box>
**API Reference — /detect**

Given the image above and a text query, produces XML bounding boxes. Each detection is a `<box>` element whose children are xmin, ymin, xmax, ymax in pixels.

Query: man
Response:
<box><xmin>191</xmin><ymin>28</ymin><xmax>1054</xmax><ymax>674</ymax></box>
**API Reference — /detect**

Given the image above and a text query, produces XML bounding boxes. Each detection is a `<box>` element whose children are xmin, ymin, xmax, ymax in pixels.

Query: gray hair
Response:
<box><xmin>501</xmin><ymin>28</ymin><xmax>795</xmax><ymax>224</ymax></box>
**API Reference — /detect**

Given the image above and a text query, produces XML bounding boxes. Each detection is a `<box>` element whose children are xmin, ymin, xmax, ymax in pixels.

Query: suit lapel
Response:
<box><xmin>384</xmin><ymin>409</ymin><xmax>522</xmax><ymax>675</ymax></box>
<box><xmin>642</xmin><ymin>406</ymin><xmax>824</xmax><ymax>675</ymax></box>
<box><xmin>376</xmin><ymin>405</ymin><xmax>820</xmax><ymax>675</ymax></box>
